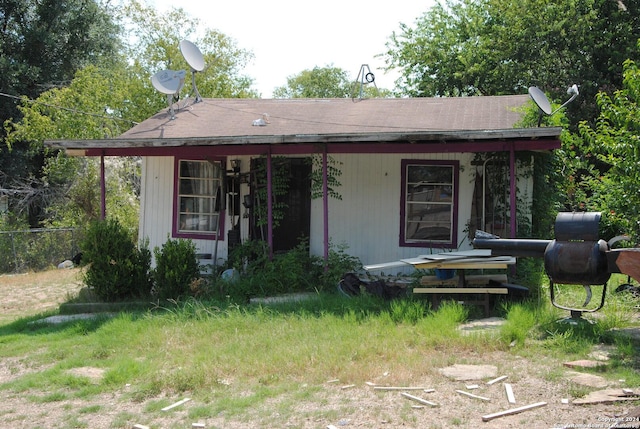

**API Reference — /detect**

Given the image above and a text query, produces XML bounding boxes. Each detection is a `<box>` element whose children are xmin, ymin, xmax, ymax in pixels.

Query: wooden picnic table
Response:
<box><xmin>363</xmin><ymin>250</ymin><xmax>517</xmax><ymax>316</ymax></box>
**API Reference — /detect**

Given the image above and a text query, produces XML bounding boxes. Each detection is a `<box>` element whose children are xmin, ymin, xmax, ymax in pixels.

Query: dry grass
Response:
<box><xmin>0</xmin><ymin>268</ymin><xmax>83</xmax><ymax>324</ymax></box>
<box><xmin>1</xmin><ymin>270</ymin><xmax>640</xmax><ymax>428</ymax></box>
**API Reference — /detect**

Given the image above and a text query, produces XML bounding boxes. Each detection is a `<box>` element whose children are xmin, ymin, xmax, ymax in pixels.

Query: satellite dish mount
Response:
<box><xmin>528</xmin><ymin>84</ymin><xmax>579</xmax><ymax>126</ymax></box>
<box><xmin>352</xmin><ymin>64</ymin><xmax>379</xmax><ymax>100</ymax></box>
<box><xmin>179</xmin><ymin>40</ymin><xmax>205</xmax><ymax>103</ymax></box>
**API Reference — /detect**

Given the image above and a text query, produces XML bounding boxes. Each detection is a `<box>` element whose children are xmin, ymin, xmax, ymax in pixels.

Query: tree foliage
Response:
<box><xmin>0</xmin><ymin>0</ymin><xmax>120</xmax><ymax>133</ymax></box>
<box><xmin>577</xmin><ymin>55</ymin><xmax>640</xmax><ymax>240</ymax></box>
<box><xmin>1</xmin><ymin>0</ymin><xmax>257</xmax><ymax>229</ymax></box>
<box><xmin>384</xmin><ymin>0</ymin><xmax>640</xmax><ymax>123</ymax></box>
<box><xmin>273</xmin><ymin>65</ymin><xmax>390</xmax><ymax>98</ymax></box>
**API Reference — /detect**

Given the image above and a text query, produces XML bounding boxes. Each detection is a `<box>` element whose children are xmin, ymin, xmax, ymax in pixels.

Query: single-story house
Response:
<box><xmin>46</xmin><ymin>96</ymin><xmax>561</xmax><ymax>271</ymax></box>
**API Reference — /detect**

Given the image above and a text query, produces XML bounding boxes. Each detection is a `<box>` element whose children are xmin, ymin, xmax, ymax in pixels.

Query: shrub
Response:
<box><xmin>221</xmin><ymin>239</ymin><xmax>362</xmax><ymax>300</ymax></box>
<box><xmin>153</xmin><ymin>238</ymin><xmax>200</xmax><ymax>300</ymax></box>
<box><xmin>81</xmin><ymin>219</ymin><xmax>151</xmax><ymax>301</ymax></box>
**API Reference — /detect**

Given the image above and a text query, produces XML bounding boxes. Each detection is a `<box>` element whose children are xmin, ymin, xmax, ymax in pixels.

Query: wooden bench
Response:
<box><xmin>412</xmin><ymin>286</ymin><xmax>509</xmax><ymax>317</ymax></box>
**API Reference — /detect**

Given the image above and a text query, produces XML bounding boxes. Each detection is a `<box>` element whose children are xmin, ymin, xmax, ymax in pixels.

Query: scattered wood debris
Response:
<box><xmin>341</xmin><ymin>384</ymin><xmax>356</xmax><ymax>390</ymax></box>
<box><xmin>400</xmin><ymin>392</ymin><xmax>438</xmax><ymax>407</ymax></box>
<box><xmin>161</xmin><ymin>397</ymin><xmax>191</xmax><ymax>411</ymax></box>
<box><xmin>481</xmin><ymin>401</ymin><xmax>547</xmax><ymax>422</ymax></box>
<box><xmin>504</xmin><ymin>383</ymin><xmax>516</xmax><ymax>404</ymax></box>
<box><xmin>487</xmin><ymin>375</ymin><xmax>508</xmax><ymax>385</ymax></box>
<box><xmin>373</xmin><ymin>386</ymin><xmax>434</xmax><ymax>391</ymax></box>
<box><xmin>456</xmin><ymin>390</ymin><xmax>491</xmax><ymax>401</ymax></box>
<box><xmin>132</xmin><ymin>425</ymin><xmax>149</xmax><ymax>429</ymax></box>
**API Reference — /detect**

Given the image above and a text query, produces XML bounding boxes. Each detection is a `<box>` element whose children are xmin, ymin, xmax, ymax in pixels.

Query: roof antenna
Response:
<box><xmin>151</xmin><ymin>69</ymin><xmax>186</xmax><ymax>120</ymax></box>
<box><xmin>528</xmin><ymin>84</ymin><xmax>579</xmax><ymax>126</ymax></box>
<box><xmin>352</xmin><ymin>64</ymin><xmax>379</xmax><ymax>100</ymax></box>
<box><xmin>179</xmin><ymin>40</ymin><xmax>205</xmax><ymax>103</ymax></box>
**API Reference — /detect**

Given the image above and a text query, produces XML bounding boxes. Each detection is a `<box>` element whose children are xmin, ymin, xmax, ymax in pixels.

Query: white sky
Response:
<box><xmin>148</xmin><ymin>0</ymin><xmax>435</xmax><ymax>97</ymax></box>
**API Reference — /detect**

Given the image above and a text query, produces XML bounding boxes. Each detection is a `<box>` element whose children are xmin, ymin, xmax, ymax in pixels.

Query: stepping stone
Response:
<box><xmin>565</xmin><ymin>370</ymin><xmax>609</xmax><ymax>388</ymax></box>
<box><xmin>563</xmin><ymin>359</ymin><xmax>606</xmax><ymax>369</ymax></box>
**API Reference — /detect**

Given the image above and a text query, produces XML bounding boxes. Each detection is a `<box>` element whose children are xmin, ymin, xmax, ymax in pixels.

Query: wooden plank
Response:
<box><xmin>373</xmin><ymin>386</ymin><xmax>435</xmax><ymax>391</ymax></box>
<box><xmin>419</xmin><ymin>249</ymin><xmax>493</xmax><ymax>259</ymax></box>
<box><xmin>481</xmin><ymin>402</ymin><xmax>547</xmax><ymax>422</ymax></box>
<box><xmin>487</xmin><ymin>375</ymin><xmax>508</xmax><ymax>385</ymax></box>
<box><xmin>413</xmin><ymin>262</ymin><xmax>511</xmax><ymax>270</ymax></box>
<box><xmin>363</xmin><ymin>260</ymin><xmax>411</xmax><ymax>271</ymax></box>
<box><xmin>420</xmin><ymin>274</ymin><xmax>508</xmax><ymax>286</ymax></box>
<box><xmin>400</xmin><ymin>392</ymin><xmax>438</xmax><ymax>407</ymax></box>
<box><xmin>413</xmin><ymin>288</ymin><xmax>509</xmax><ymax>295</ymax></box>
<box><xmin>162</xmin><ymin>398</ymin><xmax>191</xmax><ymax>411</ymax></box>
<box><xmin>505</xmin><ymin>383</ymin><xmax>516</xmax><ymax>404</ymax></box>
<box><xmin>456</xmin><ymin>390</ymin><xmax>491</xmax><ymax>401</ymax></box>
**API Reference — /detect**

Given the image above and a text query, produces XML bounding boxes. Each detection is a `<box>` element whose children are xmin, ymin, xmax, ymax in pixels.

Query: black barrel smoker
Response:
<box><xmin>474</xmin><ymin>212</ymin><xmax>638</xmax><ymax>320</ymax></box>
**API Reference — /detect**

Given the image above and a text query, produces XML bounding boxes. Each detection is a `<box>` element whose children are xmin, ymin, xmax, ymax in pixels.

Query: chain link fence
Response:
<box><xmin>0</xmin><ymin>228</ymin><xmax>82</xmax><ymax>273</ymax></box>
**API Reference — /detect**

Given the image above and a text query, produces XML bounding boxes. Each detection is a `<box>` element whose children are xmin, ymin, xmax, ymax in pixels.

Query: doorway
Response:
<box><xmin>249</xmin><ymin>157</ymin><xmax>311</xmax><ymax>252</ymax></box>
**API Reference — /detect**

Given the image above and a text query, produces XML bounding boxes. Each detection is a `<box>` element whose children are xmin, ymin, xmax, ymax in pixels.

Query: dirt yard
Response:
<box><xmin>1</xmin><ymin>269</ymin><xmax>640</xmax><ymax>428</ymax></box>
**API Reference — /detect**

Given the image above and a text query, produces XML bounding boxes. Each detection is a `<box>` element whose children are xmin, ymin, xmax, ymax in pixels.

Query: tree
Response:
<box><xmin>273</xmin><ymin>65</ymin><xmax>390</xmax><ymax>98</ymax></box>
<box><xmin>2</xmin><ymin>1</ymin><xmax>258</xmax><ymax>229</ymax></box>
<box><xmin>119</xmin><ymin>1</ymin><xmax>257</xmax><ymax>101</ymax></box>
<box><xmin>0</xmin><ymin>0</ymin><xmax>121</xmax><ymax>226</ymax></box>
<box><xmin>383</xmin><ymin>0</ymin><xmax>640</xmax><ymax>124</ymax></box>
<box><xmin>578</xmin><ymin>55</ymin><xmax>640</xmax><ymax>240</ymax></box>
<box><xmin>0</xmin><ymin>0</ymin><xmax>120</xmax><ymax>134</ymax></box>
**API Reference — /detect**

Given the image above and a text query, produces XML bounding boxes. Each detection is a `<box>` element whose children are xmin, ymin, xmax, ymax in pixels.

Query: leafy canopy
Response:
<box><xmin>383</xmin><ymin>0</ymin><xmax>640</xmax><ymax>124</ymax></box>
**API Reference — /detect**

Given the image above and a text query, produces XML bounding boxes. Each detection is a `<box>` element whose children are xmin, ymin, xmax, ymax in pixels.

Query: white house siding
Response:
<box><xmin>139</xmin><ymin>156</ymin><xmax>228</xmax><ymax>265</ymax></box>
<box><xmin>309</xmin><ymin>152</ymin><xmax>478</xmax><ymax>271</ymax></box>
<box><xmin>140</xmin><ymin>153</ymin><xmax>532</xmax><ymax>271</ymax></box>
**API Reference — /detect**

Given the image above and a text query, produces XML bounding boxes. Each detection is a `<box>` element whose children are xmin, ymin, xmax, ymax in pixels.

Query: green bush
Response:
<box><xmin>221</xmin><ymin>239</ymin><xmax>361</xmax><ymax>300</ymax></box>
<box><xmin>153</xmin><ymin>238</ymin><xmax>200</xmax><ymax>300</ymax></box>
<box><xmin>81</xmin><ymin>219</ymin><xmax>151</xmax><ymax>301</ymax></box>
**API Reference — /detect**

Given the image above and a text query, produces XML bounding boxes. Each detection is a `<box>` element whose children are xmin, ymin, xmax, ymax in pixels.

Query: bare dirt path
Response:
<box><xmin>0</xmin><ymin>268</ymin><xmax>83</xmax><ymax>324</ymax></box>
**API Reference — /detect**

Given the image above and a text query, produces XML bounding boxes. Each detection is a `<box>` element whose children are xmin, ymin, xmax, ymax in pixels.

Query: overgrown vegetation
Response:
<box><xmin>222</xmin><ymin>239</ymin><xmax>362</xmax><ymax>301</ymax></box>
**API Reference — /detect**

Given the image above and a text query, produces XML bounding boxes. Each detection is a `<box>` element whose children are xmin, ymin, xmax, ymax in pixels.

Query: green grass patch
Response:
<box><xmin>1</xmin><ymin>286</ymin><xmax>639</xmax><ymax>426</ymax></box>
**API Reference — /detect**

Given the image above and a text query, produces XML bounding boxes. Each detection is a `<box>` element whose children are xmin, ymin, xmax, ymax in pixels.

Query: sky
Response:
<box><xmin>148</xmin><ymin>0</ymin><xmax>435</xmax><ymax>97</ymax></box>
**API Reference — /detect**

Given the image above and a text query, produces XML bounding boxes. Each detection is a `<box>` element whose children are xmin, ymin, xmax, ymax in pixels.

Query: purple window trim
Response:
<box><xmin>399</xmin><ymin>159</ymin><xmax>459</xmax><ymax>249</ymax></box>
<box><xmin>172</xmin><ymin>157</ymin><xmax>226</xmax><ymax>241</ymax></box>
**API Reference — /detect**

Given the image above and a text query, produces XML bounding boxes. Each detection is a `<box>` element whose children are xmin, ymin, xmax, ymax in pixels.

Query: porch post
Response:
<box><xmin>509</xmin><ymin>144</ymin><xmax>516</xmax><ymax>238</ymax></box>
<box><xmin>100</xmin><ymin>153</ymin><xmax>106</xmax><ymax>220</ymax></box>
<box><xmin>266</xmin><ymin>147</ymin><xmax>274</xmax><ymax>260</ymax></box>
<box><xmin>322</xmin><ymin>147</ymin><xmax>329</xmax><ymax>263</ymax></box>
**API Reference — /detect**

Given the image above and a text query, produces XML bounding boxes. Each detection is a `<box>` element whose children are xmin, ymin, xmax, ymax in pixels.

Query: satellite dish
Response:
<box><xmin>151</xmin><ymin>69</ymin><xmax>186</xmax><ymax>120</ymax></box>
<box><xmin>179</xmin><ymin>39</ymin><xmax>205</xmax><ymax>102</ymax></box>
<box><xmin>528</xmin><ymin>86</ymin><xmax>552</xmax><ymax>115</ymax></box>
<box><xmin>179</xmin><ymin>40</ymin><xmax>205</xmax><ymax>72</ymax></box>
<box><xmin>151</xmin><ymin>69</ymin><xmax>186</xmax><ymax>95</ymax></box>
<box><xmin>528</xmin><ymin>84</ymin><xmax>580</xmax><ymax>126</ymax></box>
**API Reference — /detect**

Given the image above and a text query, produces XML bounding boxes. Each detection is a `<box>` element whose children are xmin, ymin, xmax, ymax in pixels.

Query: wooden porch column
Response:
<box><xmin>322</xmin><ymin>147</ymin><xmax>329</xmax><ymax>263</ymax></box>
<box><xmin>266</xmin><ymin>147</ymin><xmax>274</xmax><ymax>260</ymax></box>
<box><xmin>509</xmin><ymin>143</ymin><xmax>516</xmax><ymax>238</ymax></box>
<box><xmin>100</xmin><ymin>153</ymin><xmax>106</xmax><ymax>220</ymax></box>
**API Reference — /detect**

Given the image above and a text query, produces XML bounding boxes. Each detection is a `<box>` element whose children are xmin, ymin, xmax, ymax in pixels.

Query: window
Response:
<box><xmin>400</xmin><ymin>160</ymin><xmax>458</xmax><ymax>247</ymax></box>
<box><xmin>173</xmin><ymin>159</ymin><xmax>223</xmax><ymax>238</ymax></box>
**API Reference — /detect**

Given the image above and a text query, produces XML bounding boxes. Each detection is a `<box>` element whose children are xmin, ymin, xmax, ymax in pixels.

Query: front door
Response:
<box><xmin>250</xmin><ymin>157</ymin><xmax>311</xmax><ymax>252</ymax></box>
